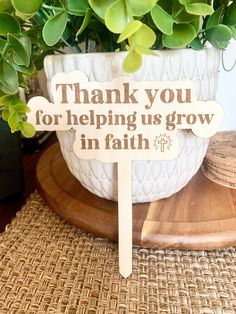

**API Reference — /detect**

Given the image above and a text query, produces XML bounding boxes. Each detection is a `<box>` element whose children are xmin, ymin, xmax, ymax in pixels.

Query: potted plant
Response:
<box><xmin>0</xmin><ymin>0</ymin><xmax>235</xmax><ymax>202</ymax></box>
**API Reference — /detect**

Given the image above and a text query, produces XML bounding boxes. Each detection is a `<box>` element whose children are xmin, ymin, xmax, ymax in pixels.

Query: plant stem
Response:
<box><xmin>61</xmin><ymin>38</ymin><xmax>78</xmax><ymax>53</ymax></box>
<box><xmin>42</xmin><ymin>4</ymin><xmax>65</xmax><ymax>12</ymax></box>
<box><xmin>2</xmin><ymin>43</ymin><xmax>9</xmax><ymax>58</ymax></box>
<box><xmin>120</xmin><ymin>41</ymin><xmax>126</xmax><ymax>51</ymax></box>
<box><xmin>41</xmin><ymin>8</ymin><xmax>51</xmax><ymax>19</ymax></box>
<box><xmin>74</xmin><ymin>45</ymin><xmax>82</xmax><ymax>53</ymax></box>
<box><xmin>95</xmin><ymin>33</ymin><xmax>103</xmax><ymax>50</ymax></box>
<box><xmin>109</xmin><ymin>33</ymin><xmax>115</xmax><ymax>52</ymax></box>
<box><xmin>173</xmin><ymin>7</ymin><xmax>184</xmax><ymax>19</ymax></box>
<box><xmin>85</xmin><ymin>35</ymin><xmax>89</xmax><ymax>53</ymax></box>
<box><xmin>54</xmin><ymin>49</ymin><xmax>66</xmax><ymax>54</ymax></box>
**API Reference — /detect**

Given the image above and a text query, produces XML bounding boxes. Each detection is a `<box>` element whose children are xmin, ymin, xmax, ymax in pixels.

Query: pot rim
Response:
<box><xmin>44</xmin><ymin>46</ymin><xmax>219</xmax><ymax>63</ymax></box>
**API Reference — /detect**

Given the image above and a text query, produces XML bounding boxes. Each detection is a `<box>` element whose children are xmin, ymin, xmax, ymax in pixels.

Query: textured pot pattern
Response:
<box><xmin>44</xmin><ymin>49</ymin><xmax>220</xmax><ymax>203</ymax></box>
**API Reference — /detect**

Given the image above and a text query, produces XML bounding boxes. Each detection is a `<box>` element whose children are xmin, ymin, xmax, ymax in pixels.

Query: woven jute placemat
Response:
<box><xmin>0</xmin><ymin>192</ymin><xmax>236</xmax><ymax>314</ymax></box>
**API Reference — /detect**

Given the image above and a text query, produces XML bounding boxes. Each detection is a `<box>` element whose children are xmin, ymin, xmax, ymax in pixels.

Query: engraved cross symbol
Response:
<box><xmin>158</xmin><ymin>138</ymin><xmax>168</xmax><ymax>152</ymax></box>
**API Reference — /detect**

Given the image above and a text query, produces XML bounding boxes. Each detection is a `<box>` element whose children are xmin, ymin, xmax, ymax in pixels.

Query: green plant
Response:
<box><xmin>0</xmin><ymin>0</ymin><xmax>235</xmax><ymax>136</ymax></box>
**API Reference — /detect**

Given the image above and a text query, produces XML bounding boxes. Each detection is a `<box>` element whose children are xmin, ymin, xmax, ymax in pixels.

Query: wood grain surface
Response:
<box><xmin>36</xmin><ymin>143</ymin><xmax>236</xmax><ymax>250</ymax></box>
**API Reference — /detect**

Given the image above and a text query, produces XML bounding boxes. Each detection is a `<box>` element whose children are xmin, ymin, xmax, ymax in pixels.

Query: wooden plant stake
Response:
<box><xmin>27</xmin><ymin>71</ymin><xmax>224</xmax><ymax>278</ymax></box>
<box><xmin>118</xmin><ymin>160</ymin><xmax>132</xmax><ymax>277</ymax></box>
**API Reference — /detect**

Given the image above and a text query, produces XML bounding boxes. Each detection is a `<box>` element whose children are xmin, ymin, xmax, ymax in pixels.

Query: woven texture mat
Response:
<box><xmin>0</xmin><ymin>193</ymin><xmax>236</xmax><ymax>314</ymax></box>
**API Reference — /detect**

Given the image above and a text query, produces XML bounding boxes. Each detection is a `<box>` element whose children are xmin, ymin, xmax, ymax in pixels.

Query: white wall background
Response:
<box><xmin>217</xmin><ymin>41</ymin><xmax>236</xmax><ymax>131</ymax></box>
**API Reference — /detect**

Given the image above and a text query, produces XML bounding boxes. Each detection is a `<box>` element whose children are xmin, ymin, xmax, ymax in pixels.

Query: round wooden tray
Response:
<box><xmin>36</xmin><ymin>143</ymin><xmax>236</xmax><ymax>250</ymax></box>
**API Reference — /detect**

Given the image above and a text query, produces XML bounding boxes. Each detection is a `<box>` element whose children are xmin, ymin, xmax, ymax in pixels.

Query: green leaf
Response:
<box><xmin>0</xmin><ymin>38</ymin><xmax>7</xmax><ymax>53</ymax></box>
<box><xmin>68</xmin><ymin>0</ymin><xmax>89</xmax><ymax>16</ymax></box>
<box><xmin>105</xmin><ymin>0</ymin><xmax>133</xmax><ymax>33</ymax></box>
<box><xmin>173</xmin><ymin>2</ymin><xmax>198</xmax><ymax>23</ymax></box>
<box><xmin>131</xmin><ymin>24</ymin><xmax>156</xmax><ymax>48</ymax></box>
<box><xmin>8</xmin><ymin>34</ymin><xmax>30</xmax><ymax>67</ymax></box>
<box><xmin>12</xmin><ymin>124</ymin><xmax>21</xmax><ymax>132</ymax></box>
<box><xmin>162</xmin><ymin>23</ymin><xmax>196</xmax><ymax>48</ymax></box>
<box><xmin>19</xmin><ymin>121</ymin><xmax>36</xmax><ymax>138</ymax></box>
<box><xmin>206</xmin><ymin>5</ymin><xmax>223</xmax><ymax>28</ymax></box>
<box><xmin>76</xmin><ymin>8</ymin><xmax>92</xmax><ymax>36</ymax></box>
<box><xmin>0</xmin><ymin>0</ymin><xmax>11</xmax><ymax>11</ymax></box>
<box><xmin>62</xmin><ymin>25</ymin><xmax>71</xmax><ymax>41</ymax></box>
<box><xmin>185</xmin><ymin>3</ymin><xmax>214</xmax><ymax>16</ymax></box>
<box><xmin>223</xmin><ymin>2</ymin><xmax>236</xmax><ymax>26</ymax></box>
<box><xmin>117</xmin><ymin>20</ymin><xmax>142</xmax><ymax>43</ymax></box>
<box><xmin>0</xmin><ymin>94</ymin><xmax>12</xmax><ymax>106</ymax></box>
<box><xmin>8</xmin><ymin>111</ymin><xmax>20</xmax><ymax>132</ymax></box>
<box><xmin>205</xmin><ymin>24</ymin><xmax>232</xmax><ymax>49</ymax></box>
<box><xmin>88</xmin><ymin>0</ymin><xmax>115</xmax><ymax>19</ymax></box>
<box><xmin>43</xmin><ymin>11</ymin><xmax>67</xmax><ymax>46</ymax></box>
<box><xmin>123</xmin><ymin>49</ymin><xmax>142</xmax><ymax>73</ymax></box>
<box><xmin>0</xmin><ymin>13</ymin><xmax>20</xmax><ymax>35</ymax></box>
<box><xmin>1</xmin><ymin>108</ymin><xmax>10</xmax><ymax>121</ymax></box>
<box><xmin>190</xmin><ymin>18</ymin><xmax>200</xmax><ymax>33</ymax></box>
<box><xmin>11</xmin><ymin>59</ymin><xmax>36</xmax><ymax>75</ymax></box>
<box><xmin>151</xmin><ymin>5</ymin><xmax>174</xmax><ymax>35</ymax></box>
<box><xmin>11</xmin><ymin>0</ymin><xmax>42</xmax><ymax>15</ymax></box>
<box><xmin>229</xmin><ymin>26</ymin><xmax>236</xmax><ymax>40</ymax></box>
<box><xmin>10</xmin><ymin>103</ymin><xmax>30</xmax><ymax>114</ymax></box>
<box><xmin>0</xmin><ymin>59</ymin><xmax>19</xmax><ymax>94</ymax></box>
<box><xmin>18</xmin><ymin>36</ymin><xmax>32</xmax><ymax>61</ymax></box>
<box><xmin>189</xmin><ymin>37</ymin><xmax>203</xmax><ymax>49</ymax></box>
<box><xmin>128</xmin><ymin>0</ymin><xmax>157</xmax><ymax>16</ymax></box>
<box><xmin>18</xmin><ymin>73</ymin><xmax>29</xmax><ymax>92</ymax></box>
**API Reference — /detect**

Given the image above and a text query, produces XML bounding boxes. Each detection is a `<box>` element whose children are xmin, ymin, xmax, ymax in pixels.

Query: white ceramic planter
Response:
<box><xmin>44</xmin><ymin>48</ymin><xmax>220</xmax><ymax>203</ymax></box>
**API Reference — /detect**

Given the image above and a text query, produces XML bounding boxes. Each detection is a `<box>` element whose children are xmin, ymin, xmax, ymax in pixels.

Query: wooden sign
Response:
<box><xmin>27</xmin><ymin>71</ymin><xmax>224</xmax><ymax>278</ymax></box>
